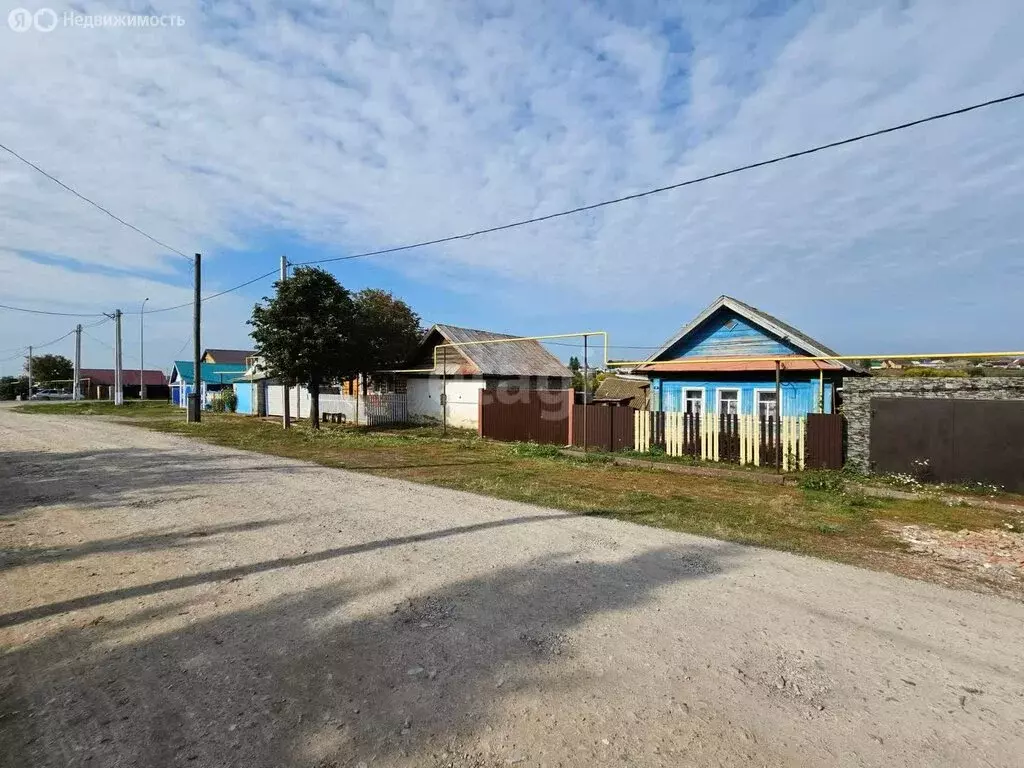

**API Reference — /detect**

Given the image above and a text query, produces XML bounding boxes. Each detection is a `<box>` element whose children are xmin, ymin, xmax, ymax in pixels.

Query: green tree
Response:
<box><xmin>251</xmin><ymin>267</ymin><xmax>360</xmax><ymax>429</ymax></box>
<box><xmin>26</xmin><ymin>354</ymin><xmax>72</xmax><ymax>385</ymax></box>
<box><xmin>250</xmin><ymin>269</ymin><xmax>422</xmax><ymax>430</ymax></box>
<box><xmin>352</xmin><ymin>288</ymin><xmax>421</xmax><ymax>374</ymax></box>
<box><xmin>0</xmin><ymin>376</ymin><xmax>29</xmax><ymax>400</ymax></box>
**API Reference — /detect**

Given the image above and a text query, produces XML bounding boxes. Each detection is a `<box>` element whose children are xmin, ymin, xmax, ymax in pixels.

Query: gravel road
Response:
<box><xmin>1</xmin><ymin>407</ymin><xmax>1023</xmax><ymax>767</ymax></box>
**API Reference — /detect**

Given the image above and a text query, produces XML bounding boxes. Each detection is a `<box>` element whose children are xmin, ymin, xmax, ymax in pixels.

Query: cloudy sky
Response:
<box><xmin>1</xmin><ymin>0</ymin><xmax>1023</xmax><ymax>376</ymax></box>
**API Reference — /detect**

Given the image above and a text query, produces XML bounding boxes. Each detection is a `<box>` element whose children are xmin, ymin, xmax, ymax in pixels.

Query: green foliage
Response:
<box><xmin>351</xmin><ymin>288</ymin><xmax>421</xmax><ymax>372</ymax></box>
<box><xmin>250</xmin><ymin>269</ymin><xmax>420</xmax><ymax>431</ymax></box>
<box><xmin>221</xmin><ymin>389</ymin><xmax>238</xmax><ymax>413</ymax></box>
<box><xmin>966</xmin><ymin>367</ymin><xmax>985</xmax><ymax>377</ymax></box>
<box><xmin>251</xmin><ymin>267</ymin><xmax>360</xmax><ymax>386</ymax></box>
<box><xmin>899</xmin><ymin>367</ymin><xmax>967</xmax><ymax>378</ymax></box>
<box><xmin>26</xmin><ymin>353</ymin><xmax>73</xmax><ymax>383</ymax></box>
<box><xmin>0</xmin><ymin>376</ymin><xmax>30</xmax><ymax>400</ymax></box>
<box><xmin>568</xmin><ymin>356</ymin><xmax>580</xmax><ymax>374</ymax></box>
<box><xmin>798</xmin><ymin>470</ymin><xmax>846</xmax><ymax>493</ymax></box>
<box><xmin>508</xmin><ymin>442</ymin><xmax>563</xmax><ymax>458</ymax></box>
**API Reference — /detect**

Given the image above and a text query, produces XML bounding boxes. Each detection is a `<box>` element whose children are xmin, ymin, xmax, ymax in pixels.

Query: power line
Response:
<box><xmin>138</xmin><ymin>268</ymin><xmax>279</xmax><ymax>315</ymax></box>
<box><xmin>0</xmin><ymin>141</ymin><xmax>192</xmax><ymax>262</ymax></box>
<box><xmin>0</xmin><ymin>302</ymin><xmax>105</xmax><ymax>317</ymax></box>
<box><xmin>3</xmin><ymin>89</ymin><xmax>1023</xmax><ymax>320</ymax></box>
<box><xmin>296</xmin><ymin>90</ymin><xmax>1024</xmax><ymax>268</ymax></box>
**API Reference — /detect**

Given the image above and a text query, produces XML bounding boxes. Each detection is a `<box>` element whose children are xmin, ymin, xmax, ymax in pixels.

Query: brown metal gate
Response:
<box><xmin>479</xmin><ymin>389</ymin><xmax>569</xmax><ymax>445</ymax></box>
<box><xmin>572</xmin><ymin>405</ymin><xmax>634</xmax><ymax>451</ymax></box>
<box><xmin>805</xmin><ymin>413</ymin><xmax>844</xmax><ymax>469</ymax></box>
<box><xmin>870</xmin><ymin>398</ymin><xmax>1024</xmax><ymax>491</ymax></box>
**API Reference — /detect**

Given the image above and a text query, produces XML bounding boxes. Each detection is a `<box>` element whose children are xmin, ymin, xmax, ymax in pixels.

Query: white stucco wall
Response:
<box><xmin>407</xmin><ymin>377</ymin><xmax>483</xmax><ymax>429</ymax></box>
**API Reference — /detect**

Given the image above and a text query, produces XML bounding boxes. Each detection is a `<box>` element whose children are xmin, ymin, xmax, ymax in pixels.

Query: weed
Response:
<box><xmin>508</xmin><ymin>442</ymin><xmax>563</xmax><ymax>459</ymax></box>
<box><xmin>798</xmin><ymin>470</ymin><xmax>846</xmax><ymax>493</ymax></box>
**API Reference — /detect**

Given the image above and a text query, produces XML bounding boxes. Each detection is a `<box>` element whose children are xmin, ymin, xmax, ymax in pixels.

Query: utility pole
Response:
<box><xmin>582</xmin><ymin>334</ymin><xmax>588</xmax><ymax>453</ymax></box>
<box><xmin>113</xmin><ymin>309</ymin><xmax>123</xmax><ymax>405</ymax></box>
<box><xmin>280</xmin><ymin>255</ymin><xmax>290</xmax><ymax>430</ymax></box>
<box><xmin>27</xmin><ymin>345</ymin><xmax>32</xmax><ymax>398</ymax></box>
<box><xmin>73</xmin><ymin>324</ymin><xmax>81</xmax><ymax>400</ymax></box>
<box><xmin>140</xmin><ymin>297</ymin><xmax>149</xmax><ymax>399</ymax></box>
<box><xmin>188</xmin><ymin>253</ymin><xmax>202</xmax><ymax>422</ymax></box>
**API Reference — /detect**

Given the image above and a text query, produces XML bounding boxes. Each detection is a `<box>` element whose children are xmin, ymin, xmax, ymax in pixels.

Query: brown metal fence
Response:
<box><xmin>479</xmin><ymin>390</ymin><xmax>570</xmax><ymax>445</ymax></box>
<box><xmin>805</xmin><ymin>413</ymin><xmax>844</xmax><ymax>469</ymax></box>
<box><xmin>572</xmin><ymin>405</ymin><xmax>635</xmax><ymax>451</ymax></box>
<box><xmin>870</xmin><ymin>398</ymin><xmax>1024</xmax><ymax>491</ymax></box>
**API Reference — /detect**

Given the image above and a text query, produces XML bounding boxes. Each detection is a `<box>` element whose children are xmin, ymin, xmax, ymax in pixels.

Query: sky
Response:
<box><xmin>1</xmin><ymin>0</ymin><xmax>1023</xmax><ymax>377</ymax></box>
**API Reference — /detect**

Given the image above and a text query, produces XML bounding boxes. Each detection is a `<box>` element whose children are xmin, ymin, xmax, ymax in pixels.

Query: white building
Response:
<box><xmin>389</xmin><ymin>324</ymin><xmax>573</xmax><ymax>429</ymax></box>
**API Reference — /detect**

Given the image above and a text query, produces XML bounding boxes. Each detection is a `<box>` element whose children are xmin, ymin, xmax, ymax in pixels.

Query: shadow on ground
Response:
<box><xmin>0</xmin><ymin>518</ymin><xmax>293</xmax><ymax>573</ymax></box>
<box><xmin>0</xmin><ymin>542</ymin><xmax>736</xmax><ymax>767</ymax></box>
<box><xmin>0</xmin><ymin>448</ymin><xmax>317</xmax><ymax>518</ymax></box>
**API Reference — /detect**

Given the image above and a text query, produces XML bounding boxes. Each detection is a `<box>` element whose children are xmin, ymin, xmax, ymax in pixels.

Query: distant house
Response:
<box><xmin>592</xmin><ymin>374</ymin><xmax>650</xmax><ymax>409</ymax></box>
<box><xmin>202</xmin><ymin>348</ymin><xmax>256</xmax><ymax>365</ymax></box>
<box><xmin>636</xmin><ymin>295</ymin><xmax>865</xmax><ymax>418</ymax></box>
<box><xmin>387</xmin><ymin>324</ymin><xmax>572</xmax><ymax>428</ymax></box>
<box><xmin>169</xmin><ymin>360</ymin><xmax>248</xmax><ymax>407</ymax></box>
<box><xmin>78</xmin><ymin>368</ymin><xmax>167</xmax><ymax>400</ymax></box>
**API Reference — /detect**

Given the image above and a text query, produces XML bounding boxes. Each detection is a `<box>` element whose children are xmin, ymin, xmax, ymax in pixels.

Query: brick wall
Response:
<box><xmin>842</xmin><ymin>377</ymin><xmax>1024</xmax><ymax>471</ymax></box>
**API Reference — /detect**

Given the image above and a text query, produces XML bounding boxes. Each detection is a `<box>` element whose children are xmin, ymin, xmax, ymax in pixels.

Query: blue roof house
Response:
<box><xmin>636</xmin><ymin>296</ymin><xmax>865</xmax><ymax>419</ymax></box>
<box><xmin>169</xmin><ymin>360</ymin><xmax>248</xmax><ymax>408</ymax></box>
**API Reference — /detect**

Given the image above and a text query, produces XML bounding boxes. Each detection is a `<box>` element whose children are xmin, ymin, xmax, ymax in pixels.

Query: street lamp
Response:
<box><xmin>140</xmin><ymin>297</ymin><xmax>149</xmax><ymax>399</ymax></box>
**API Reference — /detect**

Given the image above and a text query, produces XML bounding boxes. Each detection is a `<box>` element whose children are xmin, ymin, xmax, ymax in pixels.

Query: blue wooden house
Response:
<box><xmin>169</xmin><ymin>360</ymin><xmax>248</xmax><ymax>408</ymax></box>
<box><xmin>638</xmin><ymin>296</ymin><xmax>864</xmax><ymax>418</ymax></box>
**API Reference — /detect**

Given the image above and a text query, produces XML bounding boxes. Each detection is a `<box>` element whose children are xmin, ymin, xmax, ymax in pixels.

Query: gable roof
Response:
<box><xmin>645</xmin><ymin>295</ymin><xmax>863</xmax><ymax>373</ymax></box>
<box><xmin>171</xmin><ymin>361</ymin><xmax>248</xmax><ymax>384</ymax></box>
<box><xmin>202</xmin><ymin>348</ymin><xmax>256</xmax><ymax>365</ymax></box>
<box><xmin>409</xmin><ymin>324</ymin><xmax>572</xmax><ymax>378</ymax></box>
<box><xmin>593</xmin><ymin>375</ymin><xmax>649</xmax><ymax>409</ymax></box>
<box><xmin>79</xmin><ymin>368</ymin><xmax>166</xmax><ymax>386</ymax></box>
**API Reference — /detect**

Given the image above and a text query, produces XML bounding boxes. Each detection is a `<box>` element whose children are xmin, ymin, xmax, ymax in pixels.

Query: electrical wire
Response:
<box><xmin>138</xmin><ymin>268</ymin><xmax>279</xmax><ymax>315</ymax></box>
<box><xmin>0</xmin><ymin>302</ymin><xmax>106</xmax><ymax>317</ymax></box>
<box><xmin>3</xmin><ymin>90</ymin><xmax>1023</xmax><ymax>318</ymax></box>
<box><xmin>0</xmin><ymin>141</ymin><xmax>192</xmax><ymax>262</ymax></box>
<box><xmin>296</xmin><ymin>90</ymin><xmax>1024</xmax><ymax>268</ymax></box>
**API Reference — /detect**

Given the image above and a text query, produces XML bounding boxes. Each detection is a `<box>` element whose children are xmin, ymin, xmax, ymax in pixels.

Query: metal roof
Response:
<box><xmin>202</xmin><ymin>348</ymin><xmax>256</xmax><ymax>365</ymax></box>
<box><xmin>593</xmin><ymin>375</ymin><xmax>650</xmax><ymax>409</ymax></box>
<box><xmin>414</xmin><ymin>324</ymin><xmax>572</xmax><ymax>378</ymax></box>
<box><xmin>171</xmin><ymin>361</ymin><xmax>248</xmax><ymax>384</ymax></box>
<box><xmin>645</xmin><ymin>295</ymin><xmax>865</xmax><ymax>373</ymax></box>
<box><xmin>78</xmin><ymin>368</ymin><xmax>167</xmax><ymax>386</ymax></box>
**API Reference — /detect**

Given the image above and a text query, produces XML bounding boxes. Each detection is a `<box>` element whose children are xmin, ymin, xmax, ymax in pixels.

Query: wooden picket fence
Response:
<box><xmin>634</xmin><ymin>411</ymin><xmax>806</xmax><ymax>471</ymax></box>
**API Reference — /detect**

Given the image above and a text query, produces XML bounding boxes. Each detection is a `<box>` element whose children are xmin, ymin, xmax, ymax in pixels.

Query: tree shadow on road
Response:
<box><xmin>1</xmin><ymin>543</ymin><xmax>738</xmax><ymax>767</ymax></box>
<box><xmin>0</xmin><ymin>517</ymin><xmax>294</xmax><ymax>573</ymax></box>
<box><xmin>0</xmin><ymin>448</ymin><xmax>319</xmax><ymax>518</ymax></box>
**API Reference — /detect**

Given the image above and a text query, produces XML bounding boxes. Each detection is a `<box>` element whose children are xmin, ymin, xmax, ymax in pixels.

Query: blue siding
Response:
<box><xmin>663</xmin><ymin>309</ymin><xmax>801</xmax><ymax>359</ymax></box>
<box><xmin>653</xmin><ymin>378</ymin><xmax>833</xmax><ymax>416</ymax></box>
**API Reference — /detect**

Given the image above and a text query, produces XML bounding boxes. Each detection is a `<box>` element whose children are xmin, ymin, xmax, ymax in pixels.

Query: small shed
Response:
<box><xmin>391</xmin><ymin>324</ymin><xmax>573</xmax><ymax>429</ymax></box>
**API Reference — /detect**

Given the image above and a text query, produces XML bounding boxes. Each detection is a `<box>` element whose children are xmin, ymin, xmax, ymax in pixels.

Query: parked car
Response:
<box><xmin>29</xmin><ymin>389</ymin><xmax>71</xmax><ymax>400</ymax></box>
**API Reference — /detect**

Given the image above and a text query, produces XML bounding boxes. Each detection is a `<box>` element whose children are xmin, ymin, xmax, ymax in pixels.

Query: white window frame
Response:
<box><xmin>716</xmin><ymin>388</ymin><xmax>740</xmax><ymax>416</ymax></box>
<box><xmin>682</xmin><ymin>386</ymin><xmax>705</xmax><ymax>415</ymax></box>
<box><xmin>754</xmin><ymin>388</ymin><xmax>779</xmax><ymax>419</ymax></box>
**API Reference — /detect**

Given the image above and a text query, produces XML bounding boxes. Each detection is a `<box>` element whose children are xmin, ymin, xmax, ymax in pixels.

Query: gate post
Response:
<box><xmin>566</xmin><ymin>388</ymin><xmax>575</xmax><ymax>446</ymax></box>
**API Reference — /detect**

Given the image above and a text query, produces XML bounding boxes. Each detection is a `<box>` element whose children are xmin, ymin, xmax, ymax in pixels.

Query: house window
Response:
<box><xmin>756</xmin><ymin>391</ymin><xmax>778</xmax><ymax>420</ymax></box>
<box><xmin>684</xmin><ymin>389</ymin><xmax>703</xmax><ymax>415</ymax></box>
<box><xmin>718</xmin><ymin>389</ymin><xmax>739</xmax><ymax>416</ymax></box>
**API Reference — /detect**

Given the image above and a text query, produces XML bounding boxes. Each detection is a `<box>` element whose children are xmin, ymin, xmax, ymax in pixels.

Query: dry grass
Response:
<box><xmin>18</xmin><ymin>405</ymin><xmax>1020</xmax><ymax>592</ymax></box>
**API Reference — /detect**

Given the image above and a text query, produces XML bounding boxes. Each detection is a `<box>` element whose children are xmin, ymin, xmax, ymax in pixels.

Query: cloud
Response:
<box><xmin>1</xmin><ymin>0</ymin><xmax>1023</xmax><ymax>364</ymax></box>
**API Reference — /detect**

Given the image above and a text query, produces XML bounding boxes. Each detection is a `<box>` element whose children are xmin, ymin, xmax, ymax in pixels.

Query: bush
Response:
<box><xmin>899</xmin><ymin>367</ymin><xmax>967</xmax><ymax>378</ymax></box>
<box><xmin>509</xmin><ymin>442</ymin><xmax>562</xmax><ymax>458</ymax></box>
<box><xmin>798</xmin><ymin>470</ymin><xmax>846</xmax><ymax>493</ymax></box>
<box><xmin>222</xmin><ymin>389</ymin><xmax>238</xmax><ymax>413</ymax></box>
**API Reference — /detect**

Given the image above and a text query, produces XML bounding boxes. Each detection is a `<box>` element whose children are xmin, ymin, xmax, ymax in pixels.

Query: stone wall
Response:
<box><xmin>842</xmin><ymin>377</ymin><xmax>1024</xmax><ymax>471</ymax></box>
